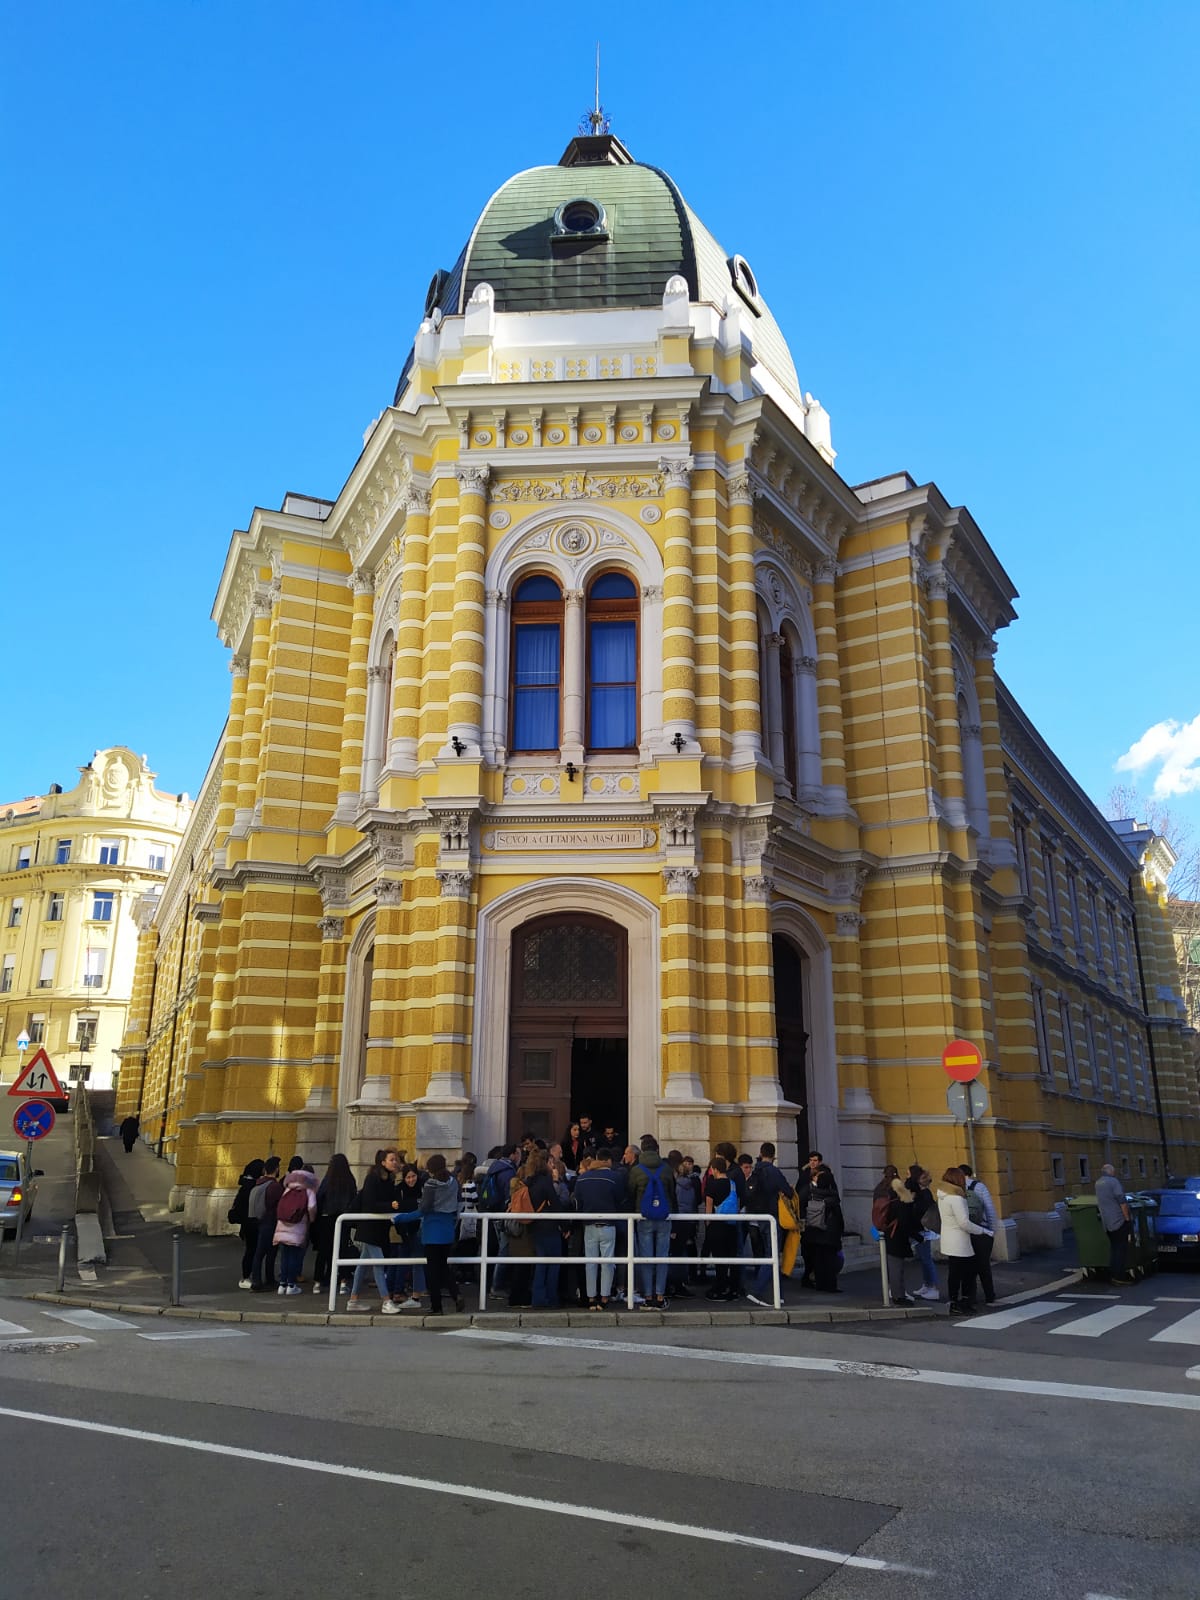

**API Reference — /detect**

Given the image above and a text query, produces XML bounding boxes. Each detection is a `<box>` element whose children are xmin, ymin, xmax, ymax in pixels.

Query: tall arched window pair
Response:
<box><xmin>510</xmin><ymin>571</ymin><xmax>638</xmax><ymax>752</ymax></box>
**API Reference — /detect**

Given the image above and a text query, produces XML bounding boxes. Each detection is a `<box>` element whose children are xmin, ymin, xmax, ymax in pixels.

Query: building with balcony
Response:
<box><xmin>0</xmin><ymin>749</ymin><xmax>192</xmax><ymax>1092</ymax></box>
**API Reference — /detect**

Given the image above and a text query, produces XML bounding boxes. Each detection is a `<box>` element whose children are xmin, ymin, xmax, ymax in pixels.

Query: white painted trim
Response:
<box><xmin>470</xmin><ymin>878</ymin><xmax>661</xmax><ymax>1153</ymax></box>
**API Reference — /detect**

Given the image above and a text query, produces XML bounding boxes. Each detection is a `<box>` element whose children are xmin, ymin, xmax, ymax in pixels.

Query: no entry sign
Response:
<box><xmin>942</xmin><ymin>1038</ymin><xmax>984</xmax><ymax>1082</ymax></box>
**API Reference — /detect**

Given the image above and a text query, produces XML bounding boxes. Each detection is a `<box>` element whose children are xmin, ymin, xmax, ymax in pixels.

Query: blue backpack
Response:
<box><xmin>638</xmin><ymin>1163</ymin><xmax>671</xmax><ymax>1221</ymax></box>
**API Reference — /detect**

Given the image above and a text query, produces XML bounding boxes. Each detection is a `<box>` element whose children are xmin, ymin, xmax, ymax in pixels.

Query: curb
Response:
<box><xmin>26</xmin><ymin>1290</ymin><xmax>940</xmax><ymax>1331</ymax></box>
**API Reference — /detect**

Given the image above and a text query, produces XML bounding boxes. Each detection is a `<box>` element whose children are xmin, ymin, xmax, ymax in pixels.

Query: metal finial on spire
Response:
<box><xmin>579</xmin><ymin>42</ymin><xmax>610</xmax><ymax>136</ymax></box>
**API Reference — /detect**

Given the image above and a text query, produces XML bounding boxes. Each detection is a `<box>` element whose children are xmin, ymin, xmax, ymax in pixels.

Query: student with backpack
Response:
<box><xmin>625</xmin><ymin>1134</ymin><xmax>677</xmax><ymax>1310</ymax></box>
<box><xmin>959</xmin><ymin>1162</ymin><xmax>999</xmax><ymax>1304</ymax></box>
<box><xmin>273</xmin><ymin>1164</ymin><xmax>318</xmax><ymax>1295</ymax></box>
<box><xmin>249</xmin><ymin>1156</ymin><xmax>284</xmax><ymax>1292</ymax></box>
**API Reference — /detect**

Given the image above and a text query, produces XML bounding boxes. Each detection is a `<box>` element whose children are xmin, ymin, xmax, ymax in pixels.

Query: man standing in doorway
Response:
<box><xmin>1095</xmin><ymin>1163</ymin><xmax>1133</xmax><ymax>1284</ymax></box>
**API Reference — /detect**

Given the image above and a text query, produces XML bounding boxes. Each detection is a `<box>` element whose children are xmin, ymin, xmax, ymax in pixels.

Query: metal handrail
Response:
<box><xmin>327</xmin><ymin>1210</ymin><xmax>782</xmax><ymax>1315</ymax></box>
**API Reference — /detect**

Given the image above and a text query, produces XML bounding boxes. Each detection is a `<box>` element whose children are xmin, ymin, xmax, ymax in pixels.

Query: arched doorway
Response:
<box><xmin>772</xmin><ymin>933</ymin><xmax>810</xmax><ymax>1158</ymax></box>
<box><xmin>508</xmin><ymin>914</ymin><xmax>628</xmax><ymax>1143</ymax></box>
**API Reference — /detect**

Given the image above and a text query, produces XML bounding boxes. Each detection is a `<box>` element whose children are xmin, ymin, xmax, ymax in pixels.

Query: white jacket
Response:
<box><xmin>936</xmin><ymin>1184</ymin><xmax>987</xmax><ymax>1258</ymax></box>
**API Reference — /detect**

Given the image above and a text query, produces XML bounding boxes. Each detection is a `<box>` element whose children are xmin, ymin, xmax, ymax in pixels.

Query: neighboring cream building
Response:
<box><xmin>0</xmin><ymin>749</ymin><xmax>192</xmax><ymax>1092</ymax></box>
<box><xmin>117</xmin><ymin>131</ymin><xmax>1199</xmax><ymax>1244</ymax></box>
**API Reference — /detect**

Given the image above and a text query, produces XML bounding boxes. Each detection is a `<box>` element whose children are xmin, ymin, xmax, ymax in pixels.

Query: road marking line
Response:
<box><xmin>954</xmin><ymin>1300</ymin><xmax>1063</xmax><ymax>1331</ymax></box>
<box><xmin>1155</xmin><ymin>1297</ymin><xmax>1200</xmax><ymax>1303</ymax></box>
<box><xmin>136</xmin><ymin>1329</ymin><xmax>249</xmax><ymax>1342</ymax></box>
<box><xmin>1083</xmin><ymin>1592</ymin><xmax>1134</xmax><ymax>1598</ymax></box>
<box><xmin>1056</xmin><ymin>1293</ymin><xmax>1120</xmax><ymax>1301</ymax></box>
<box><xmin>38</xmin><ymin>1308</ymin><xmax>138</xmax><ymax>1331</ymax></box>
<box><xmin>1050</xmin><ymin>1306</ymin><xmax>1155</xmax><ymax>1339</ymax></box>
<box><xmin>448</xmin><ymin>1329</ymin><xmax>1200</xmax><ymax>1414</ymax></box>
<box><xmin>0</xmin><ymin>1318</ymin><xmax>29</xmax><ymax>1337</ymax></box>
<box><xmin>1186</xmin><ymin>1366</ymin><xmax>1200</xmax><ymax>1381</ymax></box>
<box><xmin>0</xmin><ymin>1403</ymin><xmax>926</xmax><ymax>1575</ymax></box>
<box><xmin>1149</xmin><ymin>1309</ymin><xmax>1200</xmax><ymax>1346</ymax></box>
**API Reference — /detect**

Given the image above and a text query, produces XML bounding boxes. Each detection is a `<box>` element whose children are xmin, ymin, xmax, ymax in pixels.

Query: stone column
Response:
<box><xmin>923</xmin><ymin>557</ymin><xmax>967</xmax><ymax>829</ymax></box>
<box><xmin>726</xmin><ymin>471</ymin><xmax>764</xmax><ymax>767</ymax></box>
<box><xmin>561</xmin><ymin>588</ymin><xmax>586</xmax><ymax>763</ymax></box>
<box><xmin>445</xmin><ymin>464</ymin><xmax>489</xmax><ymax>756</ymax></box>
<box><xmin>217</xmin><ymin>655</ymin><xmax>248</xmax><ymax>842</ymax></box>
<box><xmin>811</xmin><ymin>557</ymin><xmax>847</xmax><ymax>799</ymax></box>
<box><xmin>392</xmin><ymin>487</ymin><xmax>429</xmax><ymax>771</ymax></box>
<box><xmin>763</xmin><ymin>631</ymin><xmax>786</xmax><ymax>775</ymax></box>
<box><xmin>234</xmin><ymin>592</ymin><xmax>272</xmax><ymax>834</ymax></box>
<box><xmin>659</xmin><ymin>455</ymin><xmax>697</xmax><ymax>748</ymax></box>
<box><xmin>335</xmin><ymin>570</ymin><xmax>375</xmax><ymax>819</ymax></box>
<box><xmin>795</xmin><ymin>651</ymin><xmax>823</xmax><ymax>793</ymax></box>
<box><xmin>362</xmin><ymin>664</ymin><xmax>386</xmax><ymax>802</ymax></box>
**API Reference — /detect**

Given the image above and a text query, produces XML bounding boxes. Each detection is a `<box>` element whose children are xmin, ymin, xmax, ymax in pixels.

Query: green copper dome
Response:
<box><xmin>396</xmin><ymin>136</ymin><xmax>801</xmax><ymax>405</ymax></box>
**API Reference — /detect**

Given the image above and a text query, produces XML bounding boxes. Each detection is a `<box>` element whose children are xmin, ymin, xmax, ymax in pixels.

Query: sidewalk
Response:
<box><xmin>22</xmin><ymin>1137</ymin><xmax>1082</xmax><ymax>1330</ymax></box>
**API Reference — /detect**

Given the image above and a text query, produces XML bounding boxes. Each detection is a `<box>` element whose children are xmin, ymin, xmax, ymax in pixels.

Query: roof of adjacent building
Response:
<box><xmin>396</xmin><ymin>135</ymin><xmax>801</xmax><ymax>404</ymax></box>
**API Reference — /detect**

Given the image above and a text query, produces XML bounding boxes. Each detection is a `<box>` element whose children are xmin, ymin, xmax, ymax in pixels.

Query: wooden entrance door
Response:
<box><xmin>508</xmin><ymin>914</ymin><xmax>628</xmax><ymax>1144</ymax></box>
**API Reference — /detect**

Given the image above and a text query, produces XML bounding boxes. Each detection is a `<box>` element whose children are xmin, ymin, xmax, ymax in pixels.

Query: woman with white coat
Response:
<box><xmin>936</xmin><ymin>1167</ymin><xmax>989</xmax><ymax>1315</ymax></box>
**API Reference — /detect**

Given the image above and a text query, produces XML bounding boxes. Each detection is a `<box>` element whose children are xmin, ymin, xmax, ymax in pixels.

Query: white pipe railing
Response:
<box><xmin>327</xmin><ymin>1211</ymin><xmax>782</xmax><ymax>1315</ymax></box>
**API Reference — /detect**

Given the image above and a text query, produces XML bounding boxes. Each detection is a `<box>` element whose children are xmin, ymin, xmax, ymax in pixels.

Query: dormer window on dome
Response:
<box><xmin>553</xmin><ymin>197</ymin><xmax>609</xmax><ymax>243</ymax></box>
<box><xmin>728</xmin><ymin>254</ymin><xmax>763</xmax><ymax>317</ymax></box>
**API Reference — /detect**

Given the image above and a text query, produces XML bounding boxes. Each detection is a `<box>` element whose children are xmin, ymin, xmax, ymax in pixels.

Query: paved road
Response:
<box><xmin>1</xmin><ymin>1290</ymin><xmax>1197</xmax><ymax>1597</ymax></box>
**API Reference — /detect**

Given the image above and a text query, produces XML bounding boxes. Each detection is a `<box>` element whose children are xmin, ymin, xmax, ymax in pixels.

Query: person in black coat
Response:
<box><xmin>801</xmin><ymin>1167</ymin><xmax>844</xmax><ymax>1292</ymax></box>
<box><xmin>347</xmin><ymin>1149</ymin><xmax>402</xmax><ymax>1311</ymax></box>
<box><xmin>313</xmin><ymin>1153</ymin><xmax>358</xmax><ymax>1294</ymax></box>
<box><xmin>229</xmin><ymin>1158</ymin><xmax>264</xmax><ymax>1287</ymax></box>
<box><xmin>119</xmin><ymin>1114</ymin><xmax>140</xmax><ymax>1153</ymax></box>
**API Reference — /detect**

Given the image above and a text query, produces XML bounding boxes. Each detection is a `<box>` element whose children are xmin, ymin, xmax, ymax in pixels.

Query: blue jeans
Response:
<box><xmin>532</xmin><ymin>1226</ymin><xmax>561</xmax><ymax>1307</ymax></box>
<box><xmin>584</xmin><ymin>1223</ymin><xmax>616</xmax><ymax>1299</ymax></box>
<box><xmin>350</xmin><ymin>1241</ymin><xmax>391</xmax><ymax>1300</ymax></box>
<box><xmin>636</xmin><ymin>1218</ymin><xmax>671</xmax><ymax>1297</ymax></box>
<box><xmin>914</xmin><ymin>1236</ymin><xmax>939</xmax><ymax>1290</ymax></box>
<box><xmin>277</xmin><ymin>1243</ymin><xmax>305</xmax><ymax>1287</ymax></box>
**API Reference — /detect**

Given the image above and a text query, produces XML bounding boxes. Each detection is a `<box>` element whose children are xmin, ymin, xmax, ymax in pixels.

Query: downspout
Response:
<box><xmin>1128</xmin><ymin>875</ymin><xmax>1170</xmax><ymax>1178</ymax></box>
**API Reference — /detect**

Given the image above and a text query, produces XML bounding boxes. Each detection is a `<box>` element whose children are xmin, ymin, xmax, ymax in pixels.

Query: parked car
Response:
<box><xmin>1149</xmin><ymin>1188</ymin><xmax>1200</xmax><ymax>1267</ymax></box>
<box><xmin>0</xmin><ymin>1149</ymin><xmax>42</xmax><ymax>1238</ymax></box>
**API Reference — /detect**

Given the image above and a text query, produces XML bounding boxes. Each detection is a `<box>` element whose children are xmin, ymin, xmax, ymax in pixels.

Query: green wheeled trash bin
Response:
<box><xmin>1066</xmin><ymin>1196</ymin><xmax>1113</xmax><ymax>1279</ymax></box>
<box><xmin>1127</xmin><ymin>1195</ymin><xmax>1159</xmax><ymax>1279</ymax></box>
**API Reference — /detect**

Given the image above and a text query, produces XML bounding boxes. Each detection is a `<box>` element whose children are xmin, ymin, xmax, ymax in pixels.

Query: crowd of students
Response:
<box><xmin>226</xmin><ymin>1122</ymin><xmax>997</xmax><ymax>1315</ymax></box>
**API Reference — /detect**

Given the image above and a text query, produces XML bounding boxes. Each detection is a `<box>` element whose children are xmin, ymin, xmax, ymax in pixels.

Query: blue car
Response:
<box><xmin>1151</xmin><ymin>1188</ymin><xmax>1200</xmax><ymax>1267</ymax></box>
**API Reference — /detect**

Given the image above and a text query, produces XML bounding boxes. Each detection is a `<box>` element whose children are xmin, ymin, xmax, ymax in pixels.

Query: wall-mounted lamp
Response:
<box><xmin>450</xmin><ymin>736</ymin><xmax>465</xmax><ymax>756</ymax></box>
<box><xmin>671</xmin><ymin>732</ymin><xmax>686</xmax><ymax>753</ymax></box>
<box><xmin>565</xmin><ymin>761</ymin><xmax>578</xmax><ymax>782</ymax></box>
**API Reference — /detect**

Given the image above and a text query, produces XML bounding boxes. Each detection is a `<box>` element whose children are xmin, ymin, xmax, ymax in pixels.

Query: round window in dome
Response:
<box><xmin>424</xmin><ymin>268</ymin><xmax>449</xmax><ymax>318</ymax></box>
<box><xmin>554</xmin><ymin>197</ymin><xmax>607</xmax><ymax>238</ymax></box>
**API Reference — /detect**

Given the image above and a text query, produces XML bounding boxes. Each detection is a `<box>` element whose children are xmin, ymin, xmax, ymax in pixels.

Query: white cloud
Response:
<box><xmin>1115</xmin><ymin>713</ymin><xmax>1200</xmax><ymax>797</ymax></box>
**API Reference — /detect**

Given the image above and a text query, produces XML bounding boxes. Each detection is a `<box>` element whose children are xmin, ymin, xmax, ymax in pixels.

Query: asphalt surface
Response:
<box><xmin>1</xmin><ymin>1284</ymin><xmax>1197</xmax><ymax>1597</ymax></box>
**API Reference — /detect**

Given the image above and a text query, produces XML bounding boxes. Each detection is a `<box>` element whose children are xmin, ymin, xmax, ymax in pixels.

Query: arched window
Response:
<box><xmin>510</xmin><ymin>574</ymin><xmax>563</xmax><ymax>752</ymax></box>
<box><xmin>586</xmin><ymin>571</ymin><xmax>638</xmax><ymax>750</ymax></box>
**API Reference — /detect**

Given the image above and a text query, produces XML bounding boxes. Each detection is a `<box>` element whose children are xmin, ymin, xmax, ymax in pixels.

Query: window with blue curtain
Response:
<box><xmin>511</xmin><ymin>574</ymin><xmax>563</xmax><ymax>751</ymax></box>
<box><xmin>586</xmin><ymin>571</ymin><xmax>638</xmax><ymax>749</ymax></box>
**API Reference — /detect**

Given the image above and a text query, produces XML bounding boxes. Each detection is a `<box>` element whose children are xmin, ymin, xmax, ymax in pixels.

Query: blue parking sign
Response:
<box><xmin>13</xmin><ymin>1098</ymin><xmax>55</xmax><ymax>1141</ymax></box>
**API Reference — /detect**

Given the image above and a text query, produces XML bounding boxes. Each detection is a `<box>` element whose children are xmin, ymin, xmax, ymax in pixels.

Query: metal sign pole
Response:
<box><xmin>965</xmin><ymin>1083</ymin><xmax>979</xmax><ymax>1173</ymax></box>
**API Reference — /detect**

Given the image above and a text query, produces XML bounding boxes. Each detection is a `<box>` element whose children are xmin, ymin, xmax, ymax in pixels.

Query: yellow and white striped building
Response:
<box><xmin>117</xmin><ymin>133</ymin><xmax>1198</xmax><ymax>1250</ymax></box>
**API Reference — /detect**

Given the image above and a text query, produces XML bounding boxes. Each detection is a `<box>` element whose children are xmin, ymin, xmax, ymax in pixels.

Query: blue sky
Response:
<box><xmin>3</xmin><ymin>2</ymin><xmax>1197</xmax><ymax>856</ymax></box>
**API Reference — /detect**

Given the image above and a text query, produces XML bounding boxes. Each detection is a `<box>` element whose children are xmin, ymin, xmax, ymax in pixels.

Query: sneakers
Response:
<box><xmin>238</xmin><ymin>1278</ymin><xmax>253</xmax><ymax>1290</ymax></box>
<box><xmin>400</xmin><ymin>1296</ymin><xmax>421</xmax><ymax>1310</ymax></box>
<box><xmin>746</xmin><ymin>1294</ymin><xmax>772</xmax><ymax>1308</ymax></box>
<box><xmin>313</xmin><ymin>1284</ymin><xmax>324</xmax><ymax>1295</ymax></box>
<box><xmin>891</xmin><ymin>1295</ymin><xmax>915</xmax><ymax>1306</ymax></box>
<box><xmin>381</xmin><ymin>1300</ymin><xmax>402</xmax><ymax>1315</ymax></box>
<box><xmin>277</xmin><ymin>1284</ymin><xmax>288</xmax><ymax>1296</ymax></box>
<box><xmin>346</xmin><ymin>1297</ymin><xmax>368</xmax><ymax>1312</ymax></box>
<box><xmin>285</xmin><ymin>1285</ymin><xmax>301</xmax><ymax>1296</ymax></box>
<box><xmin>914</xmin><ymin>1285</ymin><xmax>941</xmax><ymax>1301</ymax></box>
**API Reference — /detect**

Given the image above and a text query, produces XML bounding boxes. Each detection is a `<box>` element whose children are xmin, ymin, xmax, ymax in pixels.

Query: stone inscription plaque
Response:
<box><xmin>482</xmin><ymin>828</ymin><xmax>657</xmax><ymax>851</ymax></box>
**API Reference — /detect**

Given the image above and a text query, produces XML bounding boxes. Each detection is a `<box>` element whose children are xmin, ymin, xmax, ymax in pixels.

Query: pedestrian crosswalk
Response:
<box><xmin>0</xmin><ymin>1303</ymin><xmax>248</xmax><ymax>1347</ymax></box>
<box><xmin>957</xmin><ymin>1296</ymin><xmax>1200</xmax><ymax>1348</ymax></box>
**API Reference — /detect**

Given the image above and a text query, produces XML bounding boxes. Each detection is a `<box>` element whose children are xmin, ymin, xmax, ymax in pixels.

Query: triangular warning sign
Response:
<box><xmin>7</xmin><ymin>1047</ymin><xmax>65</xmax><ymax>1098</ymax></box>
